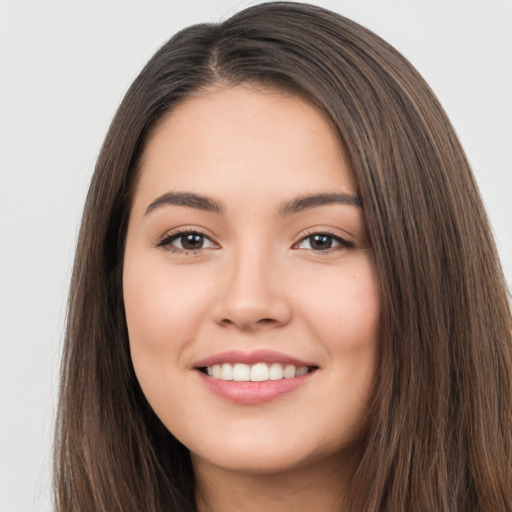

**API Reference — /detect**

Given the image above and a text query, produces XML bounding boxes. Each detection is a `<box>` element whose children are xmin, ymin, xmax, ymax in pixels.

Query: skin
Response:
<box><xmin>123</xmin><ymin>85</ymin><xmax>381</xmax><ymax>511</ymax></box>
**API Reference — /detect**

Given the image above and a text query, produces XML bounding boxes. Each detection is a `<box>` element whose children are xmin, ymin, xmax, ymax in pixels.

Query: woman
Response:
<box><xmin>53</xmin><ymin>2</ymin><xmax>512</xmax><ymax>511</ymax></box>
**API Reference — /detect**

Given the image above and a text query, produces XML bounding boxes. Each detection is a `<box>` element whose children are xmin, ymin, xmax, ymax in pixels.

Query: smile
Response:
<box><xmin>202</xmin><ymin>362</ymin><xmax>312</xmax><ymax>381</ymax></box>
<box><xmin>194</xmin><ymin>350</ymin><xmax>319</xmax><ymax>404</ymax></box>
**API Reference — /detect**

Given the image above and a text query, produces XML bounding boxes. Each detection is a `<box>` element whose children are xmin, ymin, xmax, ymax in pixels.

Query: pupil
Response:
<box><xmin>311</xmin><ymin>234</ymin><xmax>332</xmax><ymax>250</ymax></box>
<box><xmin>182</xmin><ymin>233</ymin><xmax>203</xmax><ymax>250</ymax></box>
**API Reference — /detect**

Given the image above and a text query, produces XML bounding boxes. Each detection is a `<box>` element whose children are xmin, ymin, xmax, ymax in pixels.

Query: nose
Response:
<box><xmin>211</xmin><ymin>248</ymin><xmax>292</xmax><ymax>331</ymax></box>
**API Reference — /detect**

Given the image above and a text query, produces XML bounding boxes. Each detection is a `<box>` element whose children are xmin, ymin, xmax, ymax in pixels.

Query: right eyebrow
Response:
<box><xmin>145</xmin><ymin>191</ymin><xmax>223</xmax><ymax>216</ymax></box>
<box><xmin>279</xmin><ymin>192</ymin><xmax>362</xmax><ymax>216</ymax></box>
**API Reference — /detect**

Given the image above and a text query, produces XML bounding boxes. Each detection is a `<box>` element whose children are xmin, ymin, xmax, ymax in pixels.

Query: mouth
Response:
<box><xmin>198</xmin><ymin>362</ymin><xmax>317</xmax><ymax>382</ymax></box>
<box><xmin>193</xmin><ymin>350</ymin><xmax>319</xmax><ymax>404</ymax></box>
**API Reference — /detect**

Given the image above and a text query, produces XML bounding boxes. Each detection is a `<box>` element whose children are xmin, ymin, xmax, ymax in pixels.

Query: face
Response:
<box><xmin>123</xmin><ymin>85</ymin><xmax>380</xmax><ymax>477</ymax></box>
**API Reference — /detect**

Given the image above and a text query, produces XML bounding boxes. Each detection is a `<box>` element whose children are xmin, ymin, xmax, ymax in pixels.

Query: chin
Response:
<box><xmin>188</xmin><ymin>429</ymin><xmax>358</xmax><ymax>478</ymax></box>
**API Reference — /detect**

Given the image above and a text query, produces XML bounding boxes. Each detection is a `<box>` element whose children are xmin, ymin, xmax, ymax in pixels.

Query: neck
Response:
<box><xmin>193</xmin><ymin>450</ymin><xmax>359</xmax><ymax>512</ymax></box>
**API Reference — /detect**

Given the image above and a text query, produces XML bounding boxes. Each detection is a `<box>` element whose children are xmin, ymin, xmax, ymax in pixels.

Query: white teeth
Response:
<box><xmin>269</xmin><ymin>362</ymin><xmax>284</xmax><ymax>380</ymax></box>
<box><xmin>205</xmin><ymin>362</ymin><xmax>311</xmax><ymax>382</ymax></box>
<box><xmin>233</xmin><ymin>363</ymin><xmax>250</xmax><ymax>381</ymax></box>
<box><xmin>212</xmin><ymin>364</ymin><xmax>222</xmax><ymax>379</ymax></box>
<box><xmin>295</xmin><ymin>366</ymin><xmax>308</xmax><ymax>377</ymax></box>
<box><xmin>221</xmin><ymin>363</ymin><xmax>233</xmax><ymax>380</ymax></box>
<box><xmin>283</xmin><ymin>364</ymin><xmax>296</xmax><ymax>379</ymax></box>
<box><xmin>250</xmin><ymin>362</ymin><xmax>269</xmax><ymax>381</ymax></box>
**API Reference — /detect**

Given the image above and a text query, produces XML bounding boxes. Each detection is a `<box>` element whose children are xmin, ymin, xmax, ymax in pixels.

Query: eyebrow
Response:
<box><xmin>278</xmin><ymin>192</ymin><xmax>362</xmax><ymax>215</ymax></box>
<box><xmin>144</xmin><ymin>191</ymin><xmax>362</xmax><ymax>216</ymax></box>
<box><xmin>145</xmin><ymin>192</ymin><xmax>223</xmax><ymax>215</ymax></box>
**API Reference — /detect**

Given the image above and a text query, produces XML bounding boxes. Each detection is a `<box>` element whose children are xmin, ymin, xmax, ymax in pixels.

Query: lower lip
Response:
<box><xmin>196</xmin><ymin>370</ymin><xmax>315</xmax><ymax>404</ymax></box>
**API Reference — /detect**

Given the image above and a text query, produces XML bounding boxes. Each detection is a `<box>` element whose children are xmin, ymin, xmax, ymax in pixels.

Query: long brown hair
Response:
<box><xmin>54</xmin><ymin>2</ymin><xmax>512</xmax><ymax>511</ymax></box>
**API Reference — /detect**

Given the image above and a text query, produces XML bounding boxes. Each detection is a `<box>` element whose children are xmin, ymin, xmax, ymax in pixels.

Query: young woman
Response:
<box><xmin>53</xmin><ymin>2</ymin><xmax>512</xmax><ymax>511</ymax></box>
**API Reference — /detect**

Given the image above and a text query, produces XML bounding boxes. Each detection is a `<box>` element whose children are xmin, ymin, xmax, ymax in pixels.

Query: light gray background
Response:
<box><xmin>0</xmin><ymin>1</ymin><xmax>510</xmax><ymax>510</ymax></box>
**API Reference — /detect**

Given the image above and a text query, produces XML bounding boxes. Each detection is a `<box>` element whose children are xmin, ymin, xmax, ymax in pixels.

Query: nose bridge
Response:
<box><xmin>230</xmin><ymin>242</ymin><xmax>272</xmax><ymax>300</ymax></box>
<box><xmin>213</xmin><ymin>237</ymin><xmax>291</xmax><ymax>329</ymax></box>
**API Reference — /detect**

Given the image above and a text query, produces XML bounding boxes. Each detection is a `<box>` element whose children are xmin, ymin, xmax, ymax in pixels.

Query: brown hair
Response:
<box><xmin>54</xmin><ymin>2</ymin><xmax>512</xmax><ymax>511</ymax></box>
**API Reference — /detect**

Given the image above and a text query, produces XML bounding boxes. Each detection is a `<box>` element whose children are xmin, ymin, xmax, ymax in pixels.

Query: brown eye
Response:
<box><xmin>179</xmin><ymin>233</ymin><xmax>205</xmax><ymax>250</ymax></box>
<box><xmin>158</xmin><ymin>231</ymin><xmax>218</xmax><ymax>252</ymax></box>
<box><xmin>309</xmin><ymin>234</ymin><xmax>333</xmax><ymax>250</ymax></box>
<box><xmin>295</xmin><ymin>233</ymin><xmax>354</xmax><ymax>252</ymax></box>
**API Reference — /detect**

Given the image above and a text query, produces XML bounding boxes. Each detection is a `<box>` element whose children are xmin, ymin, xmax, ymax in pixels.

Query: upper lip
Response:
<box><xmin>193</xmin><ymin>349</ymin><xmax>317</xmax><ymax>368</ymax></box>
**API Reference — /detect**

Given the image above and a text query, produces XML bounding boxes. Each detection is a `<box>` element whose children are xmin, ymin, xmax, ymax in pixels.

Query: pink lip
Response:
<box><xmin>193</xmin><ymin>349</ymin><xmax>316</xmax><ymax>368</ymax></box>
<box><xmin>196</xmin><ymin>370</ymin><xmax>316</xmax><ymax>405</ymax></box>
<box><xmin>193</xmin><ymin>349</ymin><xmax>319</xmax><ymax>405</ymax></box>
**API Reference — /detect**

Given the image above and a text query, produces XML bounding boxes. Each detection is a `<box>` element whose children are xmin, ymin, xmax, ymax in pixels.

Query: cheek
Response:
<box><xmin>122</xmin><ymin>255</ymin><xmax>213</xmax><ymax>394</ymax></box>
<box><xmin>122</xmin><ymin>259</ymin><xmax>212</xmax><ymax>430</ymax></box>
<box><xmin>296</xmin><ymin>258</ymin><xmax>380</xmax><ymax>348</ymax></box>
<box><xmin>295</xmin><ymin>258</ymin><xmax>380</xmax><ymax>416</ymax></box>
<box><xmin>124</xmin><ymin>258</ymin><xmax>207</xmax><ymax>344</ymax></box>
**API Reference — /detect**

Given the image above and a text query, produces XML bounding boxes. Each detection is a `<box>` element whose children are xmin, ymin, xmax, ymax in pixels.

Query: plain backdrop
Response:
<box><xmin>0</xmin><ymin>1</ymin><xmax>510</xmax><ymax>510</ymax></box>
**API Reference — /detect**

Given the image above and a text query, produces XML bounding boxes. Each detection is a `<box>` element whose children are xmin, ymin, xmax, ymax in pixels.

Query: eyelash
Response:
<box><xmin>293</xmin><ymin>231</ymin><xmax>355</xmax><ymax>253</ymax></box>
<box><xmin>157</xmin><ymin>228</ymin><xmax>218</xmax><ymax>255</ymax></box>
<box><xmin>156</xmin><ymin>228</ymin><xmax>355</xmax><ymax>254</ymax></box>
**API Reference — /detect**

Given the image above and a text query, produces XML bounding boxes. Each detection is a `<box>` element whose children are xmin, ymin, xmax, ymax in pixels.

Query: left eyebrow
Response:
<box><xmin>145</xmin><ymin>191</ymin><xmax>223</xmax><ymax>215</ymax></box>
<box><xmin>279</xmin><ymin>192</ymin><xmax>362</xmax><ymax>216</ymax></box>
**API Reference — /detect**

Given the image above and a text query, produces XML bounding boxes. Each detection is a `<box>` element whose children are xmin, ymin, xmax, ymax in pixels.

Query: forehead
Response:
<box><xmin>134</xmin><ymin>85</ymin><xmax>356</xmax><ymax>211</ymax></box>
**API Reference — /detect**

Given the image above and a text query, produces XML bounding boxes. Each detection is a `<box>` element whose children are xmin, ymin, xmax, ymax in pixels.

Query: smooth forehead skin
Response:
<box><xmin>132</xmin><ymin>85</ymin><xmax>358</xmax><ymax>219</ymax></box>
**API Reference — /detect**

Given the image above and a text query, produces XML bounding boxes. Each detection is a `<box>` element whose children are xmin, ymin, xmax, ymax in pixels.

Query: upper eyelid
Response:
<box><xmin>157</xmin><ymin>226</ymin><xmax>217</xmax><ymax>244</ymax></box>
<box><xmin>156</xmin><ymin>230</ymin><xmax>220</xmax><ymax>255</ymax></box>
<box><xmin>294</xmin><ymin>232</ymin><xmax>354</xmax><ymax>249</ymax></box>
<box><xmin>294</xmin><ymin>226</ymin><xmax>354</xmax><ymax>243</ymax></box>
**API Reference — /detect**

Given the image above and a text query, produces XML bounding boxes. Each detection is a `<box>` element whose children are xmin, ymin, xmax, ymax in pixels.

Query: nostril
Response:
<box><xmin>219</xmin><ymin>317</ymin><xmax>278</xmax><ymax>329</ymax></box>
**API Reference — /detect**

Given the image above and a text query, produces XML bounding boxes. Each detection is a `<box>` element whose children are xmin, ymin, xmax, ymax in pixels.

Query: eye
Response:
<box><xmin>294</xmin><ymin>232</ymin><xmax>354</xmax><ymax>252</ymax></box>
<box><xmin>157</xmin><ymin>230</ymin><xmax>218</xmax><ymax>253</ymax></box>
